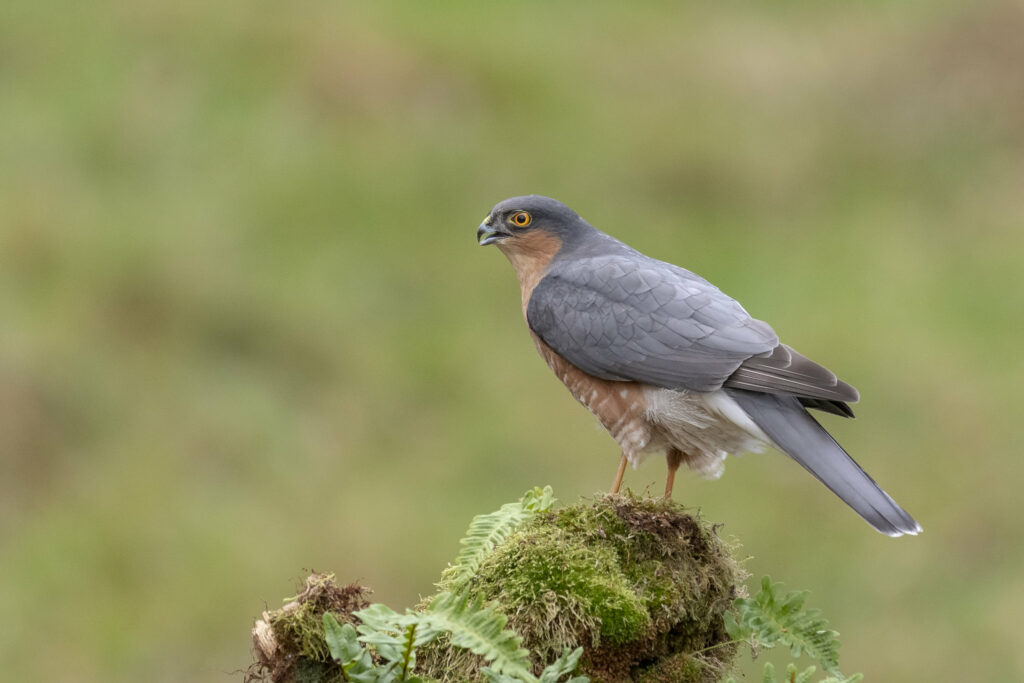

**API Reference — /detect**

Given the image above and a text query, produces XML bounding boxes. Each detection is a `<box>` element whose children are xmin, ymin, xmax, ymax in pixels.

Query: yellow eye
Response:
<box><xmin>510</xmin><ymin>211</ymin><xmax>532</xmax><ymax>228</ymax></box>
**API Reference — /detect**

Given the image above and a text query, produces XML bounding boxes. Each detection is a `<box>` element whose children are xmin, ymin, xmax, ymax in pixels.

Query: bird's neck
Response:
<box><xmin>497</xmin><ymin>232</ymin><xmax>563</xmax><ymax>319</ymax></box>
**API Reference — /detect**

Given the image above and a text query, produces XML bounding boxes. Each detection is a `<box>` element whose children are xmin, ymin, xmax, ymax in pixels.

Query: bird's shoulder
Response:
<box><xmin>525</xmin><ymin>246</ymin><xmax>778</xmax><ymax>391</ymax></box>
<box><xmin>532</xmin><ymin>248</ymin><xmax>777</xmax><ymax>350</ymax></box>
<box><xmin>523</xmin><ymin>232</ymin><xmax>855</xmax><ymax>406</ymax></box>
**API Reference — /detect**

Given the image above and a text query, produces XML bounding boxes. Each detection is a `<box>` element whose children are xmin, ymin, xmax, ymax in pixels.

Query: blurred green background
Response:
<box><xmin>2</xmin><ymin>0</ymin><xmax>1022</xmax><ymax>680</ymax></box>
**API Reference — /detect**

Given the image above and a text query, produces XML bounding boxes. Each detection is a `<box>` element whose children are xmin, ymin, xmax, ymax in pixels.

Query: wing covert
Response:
<box><xmin>526</xmin><ymin>255</ymin><xmax>778</xmax><ymax>392</ymax></box>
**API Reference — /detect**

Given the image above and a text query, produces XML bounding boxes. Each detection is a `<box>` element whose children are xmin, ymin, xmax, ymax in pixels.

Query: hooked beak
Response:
<box><xmin>477</xmin><ymin>221</ymin><xmax>511</xmax><ymax>246</ymax></box>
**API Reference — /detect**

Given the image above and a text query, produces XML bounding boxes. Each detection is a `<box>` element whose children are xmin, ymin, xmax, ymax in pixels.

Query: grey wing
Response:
<box><xmin>526</xmin><ymin>255</ymin><xmax>778</xmax><ymax>392</ymax></box>
<box><xmin>724</xmin><ymin>344</ymin><xmax>860</xmax><ymax>417</ymax></box>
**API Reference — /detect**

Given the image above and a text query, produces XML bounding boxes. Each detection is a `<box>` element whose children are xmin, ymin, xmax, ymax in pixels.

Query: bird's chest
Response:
<box><xmin>528</xmin><ymin>332</ymin><xmax>653</xmax><ymax>455</ymax></box>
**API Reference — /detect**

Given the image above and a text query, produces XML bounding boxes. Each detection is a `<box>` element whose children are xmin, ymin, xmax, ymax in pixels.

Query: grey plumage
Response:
<box><xmin>483</xmin><ymin>195</ymin><xmax>920</xmax><ymax>536</ymax></box>
<box><xmin>725</xmin><ymin>389</ymin><xmax>921</xmax><ymax>536</ymax></box>
<box><xmin>725</xmin><ymin>344</ymin><xmax>858</xmax><ymax>418</ymax></box>
<box><xmin>527</xmin><ymin>249</ymin><xmax>779</xmax><ymax>392</ymax></box>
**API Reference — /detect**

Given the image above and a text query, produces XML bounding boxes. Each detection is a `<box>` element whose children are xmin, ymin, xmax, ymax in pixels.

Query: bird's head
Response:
<box><xmin>477</xmin><ymin>195</ymin><xmax>589</xmax><ymax>259</ymax></box>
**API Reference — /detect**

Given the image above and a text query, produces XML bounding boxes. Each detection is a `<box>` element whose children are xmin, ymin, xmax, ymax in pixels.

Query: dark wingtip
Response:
<box><xmin>798</xmin><ymin>397</ymin><xmax>855</xmax><ymax>418</ymax></box>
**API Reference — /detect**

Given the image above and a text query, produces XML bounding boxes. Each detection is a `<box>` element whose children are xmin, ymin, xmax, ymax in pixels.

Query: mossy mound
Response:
<box><xmin>248</xmin><ymin>573</ymin><xmax>374</xmax><ymax>683</ymax></box>
<box><xmin>248</xmin><ymin>494</ymin><xmax>743</xmax><ymax>683</ymax></box>
<box><xmin>422</xmin><ymin>493</ymin><xmax>742</xmax><ymax>682</ymax></box>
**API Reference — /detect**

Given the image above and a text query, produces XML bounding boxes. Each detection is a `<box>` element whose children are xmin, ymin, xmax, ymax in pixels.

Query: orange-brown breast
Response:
<box><xmin>499</xmin><ymin>230</ymin><xmax>653</xmax><ymax>458</ymax></box>
<box><xmin>529</xmin><ymin>333</ymin><xmax>652</xmax><ymax>457</ymax></box>
<box><xmin>496</xmin><ymin>230</ymin><xmax>565</xmax><ymax>318</ymax></box>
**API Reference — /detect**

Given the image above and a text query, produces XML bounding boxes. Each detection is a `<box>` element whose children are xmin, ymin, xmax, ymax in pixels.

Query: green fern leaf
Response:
<box><xmin>481</xmin><ymin>647</ymin><xmax>589</xmax><ymax>683</ymax></box>
<box><xmin>417</xmin><ymin>591</ymin><xmax>534</xmax><ymax>680</ymax></box>
<box><xmin>789</xmin><ymin>662</ymin><xmax>818</xmax><ymax>683</ymax></box>
<box><xmin>521</xmin><ymin>486</ymin><xmax>556</xmax><ymax>513</ymax></box>
<box><xmin>324</xmin><ymin>614</ymin><xmax>363</xmax><ymax>666</ymax></box>
<box><xmin>538</xmin><ymin>647</ymin><xmax>588</xmax><ymax>683</ymax></box>
<box><xmin>731</xmin><ymin>577</ymin><xmax>844</xmax><ymax>678</ymax></box>
<box><xmin>748</xmin><ymin>662</ymin><xmax>817</xmax><ymax>683</ymax></box>
<box><xmin>323</xmin><ymin>614</ymin><xmax>382</xmax><ymax>681</ymax></box>
<box><xmin>354</xmin><ymin>592</ymin><xmax>534</xmax><ymax>681</ymax></box>
<box><xmin>450</xmin><ymin>487</ymin><xmax>555</xmax><ymax>588</ymax></box>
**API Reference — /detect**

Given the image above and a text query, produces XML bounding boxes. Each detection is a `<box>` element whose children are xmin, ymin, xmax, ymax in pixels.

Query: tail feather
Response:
<box><xmin>726</xmin><ymin>388</ymin><xmax>921</xmax><ymax>537</ymax></box>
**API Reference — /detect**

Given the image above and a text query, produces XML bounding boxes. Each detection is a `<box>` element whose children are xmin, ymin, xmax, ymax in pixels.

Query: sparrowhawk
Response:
<box><xmin>477</xmin><ymin>195</ymin><xmax>920</xmax><ymax>537</ymax></box>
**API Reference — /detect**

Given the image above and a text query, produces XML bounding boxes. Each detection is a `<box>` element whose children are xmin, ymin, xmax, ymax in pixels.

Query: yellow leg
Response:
<box><xmin>665</xmin><ymin>449</ymin><xmax>683</xmax><ymax>499</ymax></box>
<box><xmin>610</xmin><ymin>453</ymin><xmax>628</xmax><ymax>494</ymax></box>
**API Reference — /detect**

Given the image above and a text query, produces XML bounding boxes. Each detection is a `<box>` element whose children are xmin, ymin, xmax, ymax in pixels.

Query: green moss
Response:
<box><xmin>250</xmin><ymin>495</ymin><xmax>741</xmax><ymax>682</ymax></box>
<box><xmin>271</xmin><ymin>574</ymin><xmax>371</xmax><ymax>662</ymax></box>
<box><xmin>248</xmin><ymin>574</ymin><xmax>371</xmax><ymax>683</ymax></box>
<box><xmin>290</xmin><ymin>660</ymin><xmax>339</xmax><ymax>683</ymax></box>
<box><xmin>484</xmin><ymin>527</ymin><xmax>651</xmax><ymax>650</ymax></box>
<box><xmin>424</xmin><ymin>493</ymin><xmax>742</xmax><ymax>682</ymax></box>
<box><xmin>632</xmin><ymin>652</ymin><xmax>721</xmax><ymax>683</ymax></box>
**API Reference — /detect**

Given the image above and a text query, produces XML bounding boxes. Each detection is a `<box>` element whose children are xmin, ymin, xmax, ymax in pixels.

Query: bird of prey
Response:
<box><xmin>477</xmin><ymin>195</ymin><xmax>920</xmax><ymax>537</ymax></box>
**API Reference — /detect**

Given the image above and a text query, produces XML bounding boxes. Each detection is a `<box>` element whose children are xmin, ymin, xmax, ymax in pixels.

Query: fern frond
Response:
<box><xmin>323</xmin><ymin>614</ymin><xmax>381</xmax><ymax>681</ymax></box>
<box><xmin>417</xmin><ymin>591</ymin><xmax>534</xmax><ymax>680</ymax></box>
<box><xmin>481</xmin><ymin>646</ymin><xmax>588</xmax><ymax>683</ymax></box>
<box><xmin>755</xmin><ymin>662</ymin><xmax>817</xmax><ymax>683</ymax></box>
<box><xmin>728</xmin><ymin>577</ymin><xmax>844</xmax><ymax>678</ymax></box>
<box><xmin>731</xmin><ymin>661</ymin><xmax>863</xmax><ymax>683</ymax></box>
<box><xmin>324</xmin><ymin>613</ymin><xmax>360</xmax><ymax>664</ymax></box>
<box><xmin>354</xmin><ymin>592</ymin><xmax>534</xmax><ymax>681</ymax></box>
<box><xmin>788</xmin><ymin>662</ymin><xmax>819</xmax><ymax>683</ymax></box>
<box><xmin>538</xmin><ymin>647</ymin><xmax>588</xmax><ymax>683</ymax></box>
<box><xmin>449</xmin><ymin>486</ymin><xmax>555</xmax><ymax>588</ymax></box>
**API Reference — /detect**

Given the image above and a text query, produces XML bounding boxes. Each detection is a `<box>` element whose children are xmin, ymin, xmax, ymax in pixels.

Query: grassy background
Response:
<box><xmin>2</xmin><ymin>1</ymin><xmax>1022</xmax><ymax>680</ymax></box>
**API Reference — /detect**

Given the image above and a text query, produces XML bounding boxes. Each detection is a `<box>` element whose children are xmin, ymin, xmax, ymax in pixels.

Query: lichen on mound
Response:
<box><xmin>422</xmin><ymin>493</ymin><xmax>743</xmax><ymax>682</ymax></box>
